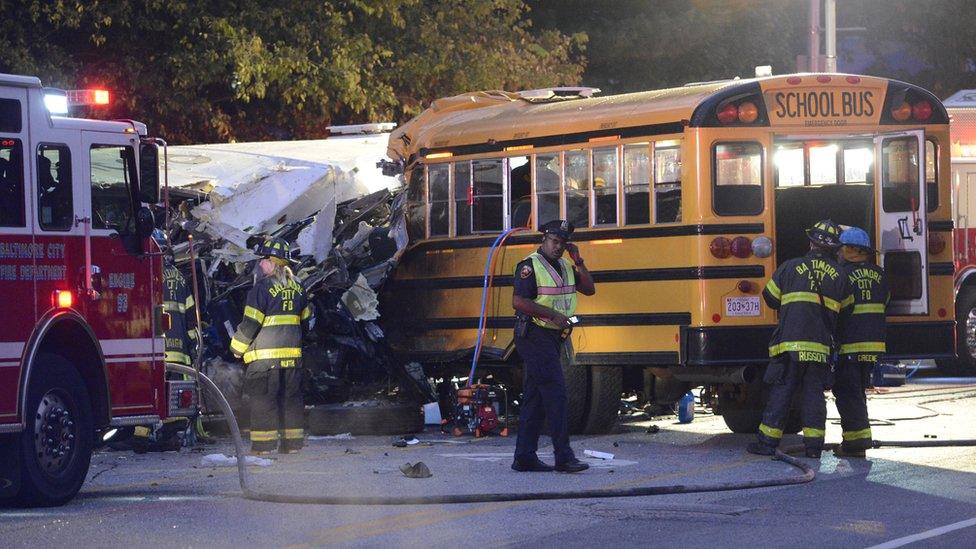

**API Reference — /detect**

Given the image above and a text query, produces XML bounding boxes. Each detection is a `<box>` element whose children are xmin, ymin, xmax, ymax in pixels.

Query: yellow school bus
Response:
<box><xmin>382</xmin><ymin>74</ymin><xmax>955</xmax><ymax>434</ymax></box>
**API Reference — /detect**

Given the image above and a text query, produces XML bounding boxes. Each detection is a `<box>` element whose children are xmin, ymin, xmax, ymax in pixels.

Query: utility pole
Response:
<box><xmin>824</xmin><ymin>0</ymin><xmax>837</xmax><ymax>72</ymax></box>
<box><xmin>808</xmin><ymin>0</ymin><xmax>820</xmax><ymax>71</ymax></box>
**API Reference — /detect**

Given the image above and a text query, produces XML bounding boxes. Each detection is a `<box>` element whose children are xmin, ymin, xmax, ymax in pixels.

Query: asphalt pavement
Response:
<box><xmin>2</xmin><ymin>379</ymin><xmax>976</xmax><ymax>548</ymax></box>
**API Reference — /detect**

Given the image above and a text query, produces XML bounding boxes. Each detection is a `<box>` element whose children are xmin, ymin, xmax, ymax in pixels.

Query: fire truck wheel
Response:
<box><xmin>560</xmin><ymin>340</ymin><xmax>588</xmax><ymax>434</ymax></box>
<box><xmin>940</xmin><ymin>286</ymin><xmax>976</xmax><ymax>375</ymax></box>
<box><xmin>582</xmin><ymin>366</ymin><xmax>622</xmax><ymax>434</ymax></box>
<box><xmin>16</xmin><ymin>353</ymin><xmax>94</xmax><ymax>507</ymax></box>
<box><xmin>306</xmin><ymin>401</ymin><xmax>423</xmax><ymax>436</ymax></box>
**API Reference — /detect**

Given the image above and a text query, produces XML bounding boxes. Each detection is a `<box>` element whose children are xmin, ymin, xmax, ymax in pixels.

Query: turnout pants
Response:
<box><xmin>832</xmin><ymin>355</ymin><xmax>873</xmax><ymax>451</ymax></box>
<box><xmin>514</xmin><ymin>324</ymin><xmax>576</xmax><ymax>465</ymax></box>
<box><xmin>246</xmin><ymin>367</ymin><xmax>304</xmax><ymax>453</ymax></box>
<box><xmin>757</xmin><ymin>355</ymin><xmax>829</xmax><ymax>452</ymax></box>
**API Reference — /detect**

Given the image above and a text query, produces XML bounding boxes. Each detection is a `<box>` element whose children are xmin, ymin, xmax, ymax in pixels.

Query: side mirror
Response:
<box><xmin>135</xmin><ymin>206</ymin><xmax>155</xmax><ymax>239</ymax></box>
<box><xmin>139</xmin><ymin>142</ymin><xmax>160</xmax><ymax>204</ymax></box>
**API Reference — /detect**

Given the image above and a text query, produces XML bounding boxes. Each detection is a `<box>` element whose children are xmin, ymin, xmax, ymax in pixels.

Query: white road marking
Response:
<box><xmin>867</xmin><ymin>516</ymin><xmax>976</xmax><ymax>549</ymax></box>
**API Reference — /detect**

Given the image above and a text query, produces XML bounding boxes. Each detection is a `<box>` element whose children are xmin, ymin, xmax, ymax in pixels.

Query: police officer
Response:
<box><xmin>833</xmin><ymin>227</ymin><xmax>888</xmax><ymax>458</ymax></box>
<box><xmin>511</xmin><ymin>220</ymin><xmax>594</xmax><ymax>473</ymax></box>
<box><xmin>231</xmin><ymin>237</ymin><xmax>313</xmax><ymax>455</ymax></box>
<box><xmin>748</xmin><ymin>219</ymin><xmax>850</xmax><ymax>458</ymax></box>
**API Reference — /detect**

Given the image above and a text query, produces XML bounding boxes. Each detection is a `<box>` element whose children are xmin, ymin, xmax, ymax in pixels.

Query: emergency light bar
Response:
<box><xmin>67</xmin><ymin>89</ymin><xmax>111</xmax><ymax>107</ymax></box>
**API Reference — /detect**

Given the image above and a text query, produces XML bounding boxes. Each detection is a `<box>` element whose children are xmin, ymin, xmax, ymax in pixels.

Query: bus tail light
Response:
<box><xmin>751</xmin><ymin>235</ymin><xmax>773</xmax><ymax>258</ymax></box>
<box><xmin>928</xmin><ymin>231</ymin><xmax>946</xmax><ymax>255</ymax></box>
<box><xmin>737</xmin><ymin>280</ymin><xmax>757</xmax><ymax>293</ymax></box>
<box><xmin>912</xmin><ymin>100</ymin><xmax>932</xmax><ymax>121</ymax></box>
<box><xmin>730</xmin><ymin>236</ymin><xmax>752</xmax><ymax>258</ymax></box>
<box><xmin>737</xmin><ymin>102</ymin><xmax>759</xmax><ymax>123</ymax></box>
<box><xmin>710</xmin><ymin>237</ymin><xmax>731</xmax><ymax>258</ymax></box>
<box><xmin>52</xmin><ymin>290</ymin><xmax>73</xmax><ymax>309</ymax></box>
<box><xmin>891</xmin><ymin>102</ymin><xmax>912</xmax><ymax>122</ymax></box>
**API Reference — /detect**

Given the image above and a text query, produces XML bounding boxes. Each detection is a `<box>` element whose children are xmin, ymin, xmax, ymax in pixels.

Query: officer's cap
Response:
<box><xmin>539</xmin><ymin>219</ymin><xmax>575</xmax><ymax>241</ymax></box>
<box><xmin>806</xmin><ymin>219</ymin><xmax>841</xmax><ymax>249</ymax></box>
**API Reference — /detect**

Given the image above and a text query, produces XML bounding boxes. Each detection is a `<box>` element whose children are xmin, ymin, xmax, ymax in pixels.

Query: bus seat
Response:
<box><xmin>511</xmin><ymin>196</ymin><xmax>532</xmax><ymax>228</ymax></box>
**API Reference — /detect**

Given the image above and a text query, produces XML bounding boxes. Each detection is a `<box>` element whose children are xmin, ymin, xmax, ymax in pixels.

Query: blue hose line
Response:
<box><xmin>468</xmin><ymin>229</ymin><xmax>518</xmax><ymax>384</ymax></box>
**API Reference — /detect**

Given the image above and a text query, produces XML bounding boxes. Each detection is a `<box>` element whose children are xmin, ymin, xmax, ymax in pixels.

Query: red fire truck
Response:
<box><xmin>947</xmin><ymin>90</ymin><xmax>976</xmax><ymax>375</ymax></box>
<box><xmin>0</xmin><ymin>73</ymin><xmax>195</xmax><ymax>506</ymax></box>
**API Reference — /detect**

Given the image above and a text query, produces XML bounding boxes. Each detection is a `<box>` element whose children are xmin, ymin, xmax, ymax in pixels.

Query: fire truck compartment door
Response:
<box><xmin>875</xmin><ymin>129</ymin><xmax>928</xmax><ymax>315</ymax></box>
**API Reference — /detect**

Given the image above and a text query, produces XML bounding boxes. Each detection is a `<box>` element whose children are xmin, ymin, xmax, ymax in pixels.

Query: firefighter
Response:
<box><xmin>833</xmin><ymin>227</ymin><xmax>888</xmax><ymax>458</ymax></box>
<box><xmin>748</xmin><ymin>219</ymin><xmax>850</xmax><ymax>459</ymax></box>
<box><xmin>511</xmin><ymin>220</ymin><xmax>594</xmax><ymax>473</ymax></box>
<box><xmin>231</xmin><ymin>237</ymin><xmax>313</xmax><ymax>455</ymax></box>
<box><xmin>132</xmin><ymin>254</ymin><xmax>195</xmax><ymax>452</ymax></box>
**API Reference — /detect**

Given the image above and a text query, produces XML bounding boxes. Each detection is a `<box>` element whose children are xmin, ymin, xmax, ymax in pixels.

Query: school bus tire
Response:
<box><xmin>939</xmin><ymin>286</ymin><xmax>976</xmax><ymax>375</ymax></box>
<box><xmin>721</xmin><ymin>408</ymin><xmax>763</xmax><ymax>434</ymax></box>
<box><xmin>582</xmin><ymin>366</ymin><xmax>622</xmax><ymax>434</ymax></box>
<box><xmin>15</xmin><ymin>353</ymin><xmax>94</xmax><ymax>507</ymax></box>
<box><xmin>560</xmin><ymin>340</ymin><xmax>588</xmax><ymax>434</ymax></box>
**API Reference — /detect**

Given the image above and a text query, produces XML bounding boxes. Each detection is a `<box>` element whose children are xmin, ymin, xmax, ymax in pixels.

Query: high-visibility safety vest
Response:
<box><xmin>527</xmin><ymin>252</ymin><xmax>577</xmax><ymax>329</ymax></box>
<box><xmin>762</xmin><ymin>250</ymin><xmax>850</xmax><ymax>364</ymax></box>
<box><xmin>231</xmin><ymin>276</ymin><xmax>312</xmax><ymax>372</ymax></box>
<box><xmin>837</xmin><ymin>260</ymin><xmax>889</xmax><ymax>359</ymax></box>
<box><xmin>163</xmin><ymin>265</ymin><xmax>196</xmax><ymax>366</ymax></box>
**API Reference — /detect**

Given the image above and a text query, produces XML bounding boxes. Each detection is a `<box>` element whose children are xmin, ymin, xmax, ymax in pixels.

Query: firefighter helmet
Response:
<box><xmin>806</xmin><ymin>219</ymin><xmax>841</xmax><ymax>248</ymax></box>
<box><xmin>839</xmin><ymin>226</ymin><xmax>876</xmax><ymax>253</ymax></box>
<box><xmin>255</xmin><ymin>237</ymin><xmax>292</xmax><ymax>263</ymax></box>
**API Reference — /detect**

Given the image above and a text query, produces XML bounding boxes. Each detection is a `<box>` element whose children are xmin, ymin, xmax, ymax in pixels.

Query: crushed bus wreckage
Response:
<box><xmin>158</xmin><ymin>125</ymin><xmax>435</xmax><ymax>437</ymax></box>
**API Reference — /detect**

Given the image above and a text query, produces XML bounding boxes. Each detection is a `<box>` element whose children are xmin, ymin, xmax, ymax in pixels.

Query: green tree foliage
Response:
<box><xmin>0</xmin><ymin>0</ymin><xmax>585</xmax><ymax>143</ymax></box>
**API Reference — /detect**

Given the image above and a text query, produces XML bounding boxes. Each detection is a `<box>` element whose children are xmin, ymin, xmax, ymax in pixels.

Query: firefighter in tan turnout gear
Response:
<box><xmin>231</xmin><ymin>237</ymin><xmax>313</xmax><ymax>454</ymax></box>
<box><xmin>748</xmin><ymin>219</ymin><xmax>850</xmax><ymax>459</ymax></box>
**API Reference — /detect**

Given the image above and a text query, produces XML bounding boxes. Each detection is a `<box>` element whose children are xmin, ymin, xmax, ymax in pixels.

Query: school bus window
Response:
<box><xmin>623</xmin><ymin>144</ymin><xmax>649</xmax><ymax>225</ymax></box>
<box><xmin>90</xmin><ymin>145</ymin><xmax>136</xmax><ymax>231</ymax></box>
<box><xmin>774</xmin><ymin>145</ymin><xmax>804</xmax><ymax>187</ymax></box>
<box><xmin>535</xmin><ymin>154</ymin><xmax>560</xmax><ymax>228</ymax></box>
<box><xmin>406</xmin><ymin>167</ymin><xmax>426</xmax><ymax>240</ymax></box>
<box><xmin>0</xmin><ymin>98</ymin><xmax>21</xmax><ymax>133</ymax></box>
<box><xmin>454</xmin><ymin>161</ymin><xmax>472</xmax><ymax>236</ymax></box>
<box><xmin>843</xmin><ymin>144</ymin><xmax>873</xmax><ymax>184</ymax></box>
<box><xmin>427</xmin><ymin>163</ymin><xmax>450</xmax><ymax>237</ymax></box>
<box><xmin>809</xmin><ymin>144</ymin><xmax>838</xmax><ymax>185</ymax></box>
<box><xmin>37</xmin><ymin>144</ymin><xmax>73</xmax><ymax>231</ymax></box>
<box><xmin>472</xmin><ymin>159</ymin><xmax>504</xmax><ymax>233</ymax></box>
<box><xmin>0</xmin><ymin>138</ymin><xmax>25</xmax><ymax>227</ymax></box>
<box><xmin>925</xmin><ymin>139</ymin><xmax>938</xmax><ymax>211</ymax></box>
<box><xmin>713</xmin><ymin>142</ymin><xmax>763</xmax><ymax>216</ymax></box>
<box><xmin>881</xmin><ymin>137</ymin><xmax>919</xmax><ymax>213</ymax></box>
<box><xmin>654</xmin><ymin>143</ymin><xmax>681</xmax><ymax>223</ymax></box>
<box><xmin>593</xmin><ymin>147</ymin><xmax>618</xmax><ymax>226</ymax></box>
<box><xmin>509</xmin><ymin>155</ymin><xmax>531</xmax><ymax>228</ymax></box>
<box><xmin>565</xmin><ymin>150</ymin><xmax>590</xmax><ymax>228</ymax></box>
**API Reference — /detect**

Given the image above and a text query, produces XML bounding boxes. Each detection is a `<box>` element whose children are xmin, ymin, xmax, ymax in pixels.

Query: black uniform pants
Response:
<box><xmin>832</xmin><ymin>355</ymin><xmax>873</xmax><ymax>451</ymax></box>
<box><xmin>514</xmin><ymin>323</ymin><xmax>576</xmax><ymax>465</ymax></box>
<box><xmin>757</xmin><ymin>355</ymin><xmax>829</xmax><ymax>451</ymax></box>
<box><xmin>246</xmin><ymin>367</ymin><xmax>304</xmax><ymax>452</ymax></box>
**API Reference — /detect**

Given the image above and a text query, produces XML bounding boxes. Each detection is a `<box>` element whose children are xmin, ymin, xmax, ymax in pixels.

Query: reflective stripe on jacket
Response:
<box><xmin>231</xmin><ymin>276</ymin><xmax>312</xmax><ymax>372</ymax></box>
<box><xmin>527</xmin><ymin>252</ymin><xmax>577</xmax><ymax>329</ymax></box>
<box><xmin>837</xmin><ymin>260</ymin><xmax>888</xmax><ymax>357</ymax></box>
<box><xmin>163</xmin><ymin>265</ymin><xmax>196</xmax><ymax>366</ymax></box>
<box><xmin>762</xmin><ymin>250</ymin><xmax>850</xmax><ymax>364</ymax></box>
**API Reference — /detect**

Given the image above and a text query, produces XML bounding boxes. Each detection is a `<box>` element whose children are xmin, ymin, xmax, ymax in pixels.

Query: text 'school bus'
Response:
<box><xmin>0</xmin><ymin>73</ymin><xmax>194</xmax><ymax>507</ymax></box>
<box><xmin>382</xmin><ymin>73</ymin><xmax>954</xmax><ymax>434</ymax></box>
<box><xmin>946</xmin><ymin>89</ymin><xmax>976</xmax><ymax>375</ymax></box>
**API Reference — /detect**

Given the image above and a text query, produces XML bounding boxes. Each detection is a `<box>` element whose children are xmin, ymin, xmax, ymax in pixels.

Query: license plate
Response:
<box><xmin>725</xmin><ymin>296</ymin><xmax>760</xmax><ymax>317</ymax></box>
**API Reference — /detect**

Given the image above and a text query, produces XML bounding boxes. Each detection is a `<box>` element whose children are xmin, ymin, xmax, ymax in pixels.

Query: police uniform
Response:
<box><xmin>231</xmin><ymin>238</ymin><xmax>313</xmax><ymax>454</ymax></box>
<box><xmin>512</xmin><ymin>220</ymin><xmax>588</xmax><ymax>472</ymax></box>
<box><xmin>752</xmin><ymin>220</ymin><xmax>850</xmax><ymax>457</ymax></box>
<box><xmin>833</xmin><ymin>228</ymin><xmax>888</xmax><ymax>456</ymax></box>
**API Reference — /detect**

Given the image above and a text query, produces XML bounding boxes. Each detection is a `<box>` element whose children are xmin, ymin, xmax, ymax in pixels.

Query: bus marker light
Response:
<box><xmin>912</xmin><ymin>100</ymin><xmax>932</xmax><ymax>121</ymax></box>
<box><xmin>928</xmin><ymin>232</ymin><xmax>946</xmax><ymax>255</ymax></box>
<box><xmin>846</xmin><ymin>76</ymin><xmax>861</xmax><ymax>84</ymax></box>
<box><xmin>717</xmin><ymin>104</ymin><xmax>738</xmax><ymax>125</ymax></box>
<box><xmin>709</xmin><ymin>237</ymin><xmax>732</xmax><ymax>258</ymax></box>
<box><xmin>591</xmin><ymin>239</ymin><xmax>623</xmax><ymax>245</ymax></box>
<box><xmin>751</xmin><ymin>236</ymin><xmax>773</xmax><ymax>258</ymax></box>
<box><xmin>737</xmin><ymin>102</ymin><xmax>759</xmax><ymax>123</ymax></box>
<box><xmin>891</xmin><ymin>101</ymin><xmax>912</xmax><ymax>122</ymax></box>
<box><xmin>787</xmin><ymin>76</ymin><xmax>802</xmax><ymax>85</ymax></box>
<box><xmin>730</xmin><ymin>236</ymin><xmax>752</xmax><ymax>258</ymax></box>
<box><xmin>425</xmin><ymin>152</ymin><xmax>453</xmax><ymax>159</ymax></box>
<box><xmin>938</xmin><ymin>308</ymin><xmax>947</xmax><ymax>318</ymax></box>
<box><xmin>52</xmin><ymin>290</ymin><xmax>73</xmax><ymax>309</ymax></box>
<box><xmin>712</xmin><ymin>313</ymin><xmax>722</xmax><ymax>323</ymax></box>
<box><xmin>816</xmin><ymin>75</ymin><xmax>832</xmax><ymax>84</ymax></box>
<box><xmin>737</xmin><ymin>280</ymin><xmax>756</xmax><ymax>293</ymax></box>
